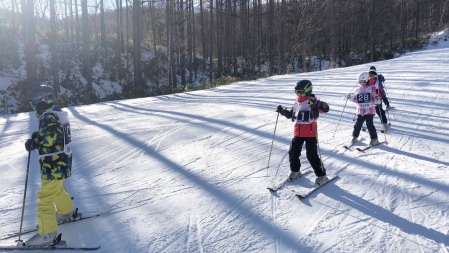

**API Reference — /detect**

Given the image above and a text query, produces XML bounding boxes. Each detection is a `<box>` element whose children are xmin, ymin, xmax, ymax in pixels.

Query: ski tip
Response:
<box><xmin>81</xmin><ymin>245</ymin><xmax>101</xmax><ymax>250</ymax></box>
<box><xmin>329</xmin><ymin>174</ymin><xmax>339</xmax><ymax>180</ymax></box>
<box><xmin>267</xmin><ymin>185</ymin><xmax>282</xmax><ymax>192</ymax></box>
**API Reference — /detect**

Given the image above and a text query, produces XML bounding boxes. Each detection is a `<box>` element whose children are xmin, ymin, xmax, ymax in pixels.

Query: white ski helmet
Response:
<box><xmin>357</xmin><ymin>72</ymin><xmax>370</xmax><ymax>83</ymax></box>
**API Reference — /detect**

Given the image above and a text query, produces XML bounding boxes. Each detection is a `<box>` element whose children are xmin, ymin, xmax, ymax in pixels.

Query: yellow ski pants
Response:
<box><xmin>37</xmin><ymin>179</ymin><xmax>74</xmax><ymax>235</ymax></box>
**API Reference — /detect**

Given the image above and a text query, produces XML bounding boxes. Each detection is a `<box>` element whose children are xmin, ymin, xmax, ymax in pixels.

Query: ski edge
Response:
<box><xmin>295</xmin><ymin>174</ymin><xmax>339</xmax><ymax>199</ymax></box>
<box><xmin>356</xmin><ymin>141</ymin><xmax>387</xmax><ymax>152</ymax></box>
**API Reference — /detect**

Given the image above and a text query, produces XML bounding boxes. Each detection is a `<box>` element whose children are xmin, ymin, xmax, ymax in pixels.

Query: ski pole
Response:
<box><xmin>332</xmin><ymin>96</ymin><xmax>350</xmax><ymax>138</ymax></box>
<box><xmin>332</xmin><ymin>82</ymin><xmax>358</xmax><ymax>138</ymax></box>
<box><xmin>267</xmin><ymin>112</ymin><xmax>280</xmax><ymax>170</ymax></box>
<box><xmin>16</xmin><ymin>151</ymin><xmax>31</xmax><ymax>245</ymax></box>
<box><xmin>382</xmin><ymin>81</ymin><xmax>390</xmax><ymax>103</ymax></box>
<box><xmin>381</xmin><ymin>81</ymin><xmax>391</xmax><ymax>119</ymax></box>
<box><xmin>314</xmin><ymin>120</ymin><xmax>325</xmax><ymax>171</ymax></box>
<box><xmin>377</xmin><ymin>104</ymin><xmax>388</xmax><ymax>143</ymax></box>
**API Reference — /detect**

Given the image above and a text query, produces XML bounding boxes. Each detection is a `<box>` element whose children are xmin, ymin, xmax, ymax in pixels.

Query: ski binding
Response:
<box><xmin>268</xmin><ymin>171</ymin><xmax>312</xmax><ymax>192</ymax></box>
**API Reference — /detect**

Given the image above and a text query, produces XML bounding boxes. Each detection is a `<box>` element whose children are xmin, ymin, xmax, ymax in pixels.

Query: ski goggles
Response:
<box><xmin>358</xmin><ymin>80</ymin><xmax>367</xmax><ymax>84</ymax></box>
<box><xmin>29</xmin><ymin>94</ymin><xmax>54</xmax><ymax>111</ymax></box>
<box><xmin>295</xmin><ymin>89</ymin><xmax>305</xmax><ymax>95</ymax></box>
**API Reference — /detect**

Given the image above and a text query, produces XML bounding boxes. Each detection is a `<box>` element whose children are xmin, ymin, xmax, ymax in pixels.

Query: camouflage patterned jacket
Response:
<box><xmin>36</xmin><ymin>105</ymin><xmax>72</xmax><ymax>180</ymax></box>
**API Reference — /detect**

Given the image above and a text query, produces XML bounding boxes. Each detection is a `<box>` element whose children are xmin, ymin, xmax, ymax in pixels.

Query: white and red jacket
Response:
<box><xmin>288</xmin><ymin>95</ymin><xmax>329</xmax><ymax>137</ymax></box>
<box><xmin>351</xmin><ymin>85</ymin><xmax>376</xmax><ymax>115</ymax></box>
<box><xmin>368</xmin><ymin>78</ymin><xmax>383</xmax><ymax>103</ymax></box>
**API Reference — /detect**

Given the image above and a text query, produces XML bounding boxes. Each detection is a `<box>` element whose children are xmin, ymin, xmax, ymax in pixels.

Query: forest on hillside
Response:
<box><xmin>0</xmin><ymin>0</ymin><xmax>448</xmax><ymax>113</ymax></box>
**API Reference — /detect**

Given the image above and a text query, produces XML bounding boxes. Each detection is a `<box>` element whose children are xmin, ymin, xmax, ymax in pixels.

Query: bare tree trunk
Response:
<box><xmin>199</xmin><ymin>0</ymin><xmax>206</xmax><ymax>70</ymax></box>
<box><xmin>215</xmin><ymin>0</ymin><xmax>222</xmax><ymax>78</ymax></box>
<box><xmin>50</xmin><ymin>0</ymin><xmax>60</xmax><ymax>93</ymax></box>
<box><xmin>133</xmin><ymin>0</ymin><xmax>143</xmax><ymax>94</ymax></box>
<box><xmin>187</xmin><ymin>0</ymin><xmax>195</xmax><ymax>83</ymax></box>
<box><xmin>21</xmin><ymin>0</ymin><xmax>37</xmax><ymax>86</ymax></box>
<box><xmin>69</xmin><ymin>0</ymin><xmax>73</xmax><ymax>46</ymax></box>
<box><xmin>166</xmin><ymin>0</ymin><xmax>177</xmax><ymax>90</ymax></box>
<box><xmin>115</xmin><ymin>0</ymin><xmax>123</xmax><ymax>82</ymax></box>
<box><xmin>232</xmin><ymin>0</ymin><xmax>237</xmax><ymax>76</ymax></box>
<box><xmin>11</xmin><ymin>0</ymin><xmax>17</xmax><ymax>32</ymax></box>
<box><xmin>414</xmin><ymin>0</ymin><xmax>419</xmax><ymax>39</ymax></box>
<box><xmin>75</xmin><ymin>0</ymin><xmax>80</xmax><ymax>42</ymax></box>
<box><xmin>125</xmin><ymin>0</ymin><xmax>129</xmax><ymax>71</ymax></box>
<box><xmin>209</xmin><ymin>0</ymin><xmax>214</xmax><ymax>83</ymax></box>
<box><xmin>439</xmin><ymin>0</ymin><xmax>449</xmax><ymax>28</ymax></box>
<box><xmin>100</xmin><ymin>0</ymin><xmax>106</xmax><ymax>53</ymax></box>
<box><xmin>149</xmin><ymin>2</ymin><xmax>160</xmax><ymax>90</ymax></box>
<box><xmin>268</xmin><ymin>0</ymin><xmax>274</xmax><ymax>75</ymax></box>
<box><xmin>64</xmin><ymin>0</ymin><xmax>69</xmax><ymax>41</ymax></box>
<box><xmin>81</xmin><ymin>0</ymin><xmax>92</xmax><ymax>94</ymax></box>
<box><xmin>279</xmin><ymin>0</ymin><xmax>286</xmax><ymax>73</ymax></box>
<box><xmin>179</xmin><ymin>0</ymin><xmax>187</xmax><ymax>89</ymax></box>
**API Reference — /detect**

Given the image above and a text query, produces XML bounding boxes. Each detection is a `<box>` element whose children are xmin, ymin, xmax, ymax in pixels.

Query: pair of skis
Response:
<box><xmin>344</xmin><ymin>141</ymin><xmax>387</xmax><ymax>152</ymax></box>
<box><xmin>1</xmin><ymin>185</ymin><xmax>151</xmax><ymax>250</ymax></box>
<box><xmin>0</xmin><ymin>210</ymin><xmax>108</xmax><ymax>251</ymax></box>
<box><xmin>0</xmin><ymin>209</ymin><xmax>109</xmax><ymax>241</ymax></box>
<box><xmin>0</xmin><ymin>244</ymin><xmax>100</xmax><ymax>251</ymax></box>
<box><xmin>267</xmin><ymin>171</ymin><xmax>338</xmax><ymax>199</ymax></box>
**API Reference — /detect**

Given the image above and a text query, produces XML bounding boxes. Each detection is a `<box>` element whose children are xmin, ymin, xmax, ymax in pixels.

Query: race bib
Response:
<box><xmin>357</xmin><ymin>93</ymin><xmax>371</xmax><ymax>103</ymax></box>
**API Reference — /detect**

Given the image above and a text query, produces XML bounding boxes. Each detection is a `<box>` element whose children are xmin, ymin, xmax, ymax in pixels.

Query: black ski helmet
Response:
<box><xmin>28</xmin><ymin>85</ymin><xmax>55</xmax><ymax>112</ymax></box>
<box><xmin>369</xmin><ymin>66</ymin><xmax>376</xmax><ymax>71</ymax></box>
<box><xmin>295</xmin><ymin>80</ymin><xmax>313</xmax><ymax>96</ymax></box>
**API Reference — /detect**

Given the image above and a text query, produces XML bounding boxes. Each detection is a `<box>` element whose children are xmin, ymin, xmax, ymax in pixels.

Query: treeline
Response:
<box><xmin>1</xmin><ymin>0</ymin><xmax>449</xmax><ymax>111</ymax></box>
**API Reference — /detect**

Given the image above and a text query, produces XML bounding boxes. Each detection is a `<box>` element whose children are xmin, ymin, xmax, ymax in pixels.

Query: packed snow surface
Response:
<box><xmin>1</xmin><ymin>46</ymin><xmax>449</xmax><ymax>252</ymax></box>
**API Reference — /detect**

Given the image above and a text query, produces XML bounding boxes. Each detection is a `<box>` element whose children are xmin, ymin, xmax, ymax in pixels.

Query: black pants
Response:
<box><xmin>381</xmin><ymin>90</ymin><xmax>390</xmax><ymax>107</ymax></box>
<box><xmin>382</xmin><ymin>96</ymin><xmax>390</xmax><ymax>107</ymax></box>
<box><xmin>375</xmin><ymin>104</ymin><xmax>387</xmax><ymax>124</ymax></box>
<box><xmin>353</xmin><ymin>114</ymin><xmax>378</xmax><ymax>139</ymax></box>
<box><xmin>288</xmin><ymin>137</ymin><xmax>326</xmax><ymax>177</ymax></box>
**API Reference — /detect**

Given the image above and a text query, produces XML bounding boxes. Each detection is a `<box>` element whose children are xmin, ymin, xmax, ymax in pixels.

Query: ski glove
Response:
<box><xmin>346</xmin><ymin>93</ymin><xmax>353</xmax><ymax>99</ymax></box>
<box><xmin>276</xmin><ymin>105</ymin><xmax>284</xmax><ymax>113</ymax></box>
<box><xmin>31</xmin><ymin>131</ymin><xmax>38</xmax><ymax>139</ymax></box>
<box><xmin>25</xmin><ymin>139</ymin><xmax>38</xmax><ymax>151</ymax></box>
<box><xmin>307</xmin><ymin>98</ymin><xmax>320</xmax><ymax>107</ymax></box>
<box><xmin>276</xmin><ymin>105</ymin><xmax>289</xmax><ymax>116</ymax></box>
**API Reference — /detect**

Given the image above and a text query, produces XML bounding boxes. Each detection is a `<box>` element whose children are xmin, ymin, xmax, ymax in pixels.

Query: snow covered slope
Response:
<box><xmin>1</xmin><ymin>46</ymin><xmax>448</xmax><ymax>252</ymax></box>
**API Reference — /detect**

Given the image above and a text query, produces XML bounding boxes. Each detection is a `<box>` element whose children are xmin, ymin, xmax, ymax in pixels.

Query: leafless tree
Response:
<box><xmin>50</xmin><ymin>0</ymin><xmax>60</xmax><ymax>93</ymax></box>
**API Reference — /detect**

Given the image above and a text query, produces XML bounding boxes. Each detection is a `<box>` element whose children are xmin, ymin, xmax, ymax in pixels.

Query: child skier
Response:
<box><xmin>276</xmin><ymin>80</ymin><xmax>330</xmax><ymax>185</ymax></box>
<box><xmin>367</xmin><ymin>68</ymin><xmax>388</xmax><ymax>128</ymax></box>
<box><xmin>347</xmin><ymin>72</ymin><xmax>379</xmax><ymax>146</ymax></box>
<box><xmin>369</xmin><ymin>66</ymin><xmax>391</xmax><ymax>109</ymax></box>
<box><xmin>24</xmin><ymin>85</ymin><xmax>75</xmax><ymax>247</ymax></box>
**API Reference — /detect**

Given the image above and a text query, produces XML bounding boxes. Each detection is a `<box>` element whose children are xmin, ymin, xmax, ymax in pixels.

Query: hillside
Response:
<box><xmin>0</xmin><ymin>32</ymin><xmax>448</xmax><ymax>252</ymax></box>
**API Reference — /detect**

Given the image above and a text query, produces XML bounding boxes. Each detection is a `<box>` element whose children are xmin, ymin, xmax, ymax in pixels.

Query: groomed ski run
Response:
<box><xmin>1</xmin><ymin>32</ymin><xmax>449</xmax><ymax>252</ymax></box>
